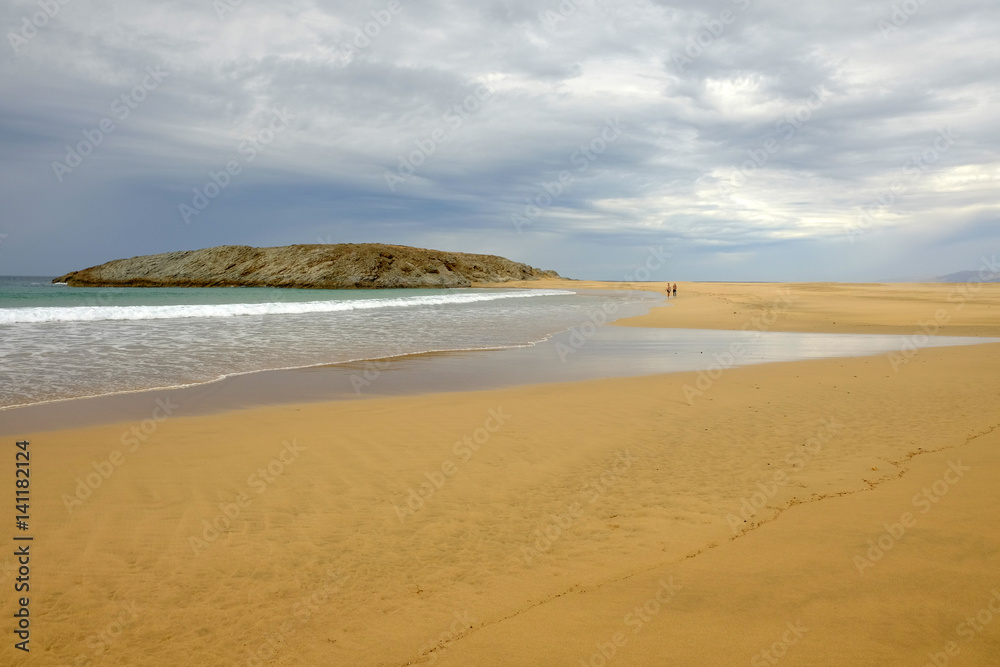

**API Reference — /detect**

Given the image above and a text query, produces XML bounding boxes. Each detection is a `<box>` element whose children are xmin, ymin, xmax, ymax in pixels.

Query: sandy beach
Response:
<box><xmin>5</xmin><ymin>281</ymin><xmax>1000</xmax><ymax>666</ymax></box>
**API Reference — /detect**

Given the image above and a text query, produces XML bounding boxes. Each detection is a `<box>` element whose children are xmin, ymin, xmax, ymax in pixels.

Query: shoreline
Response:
<box><xmin>5</xmin><ymin>300</ymin><xmax>998</xmax><ymax>437</ymax></box>
<box><xmin>0</xmin><ymin>287</ymin><xmax>659</xmax><ymax>434</ymax></box>
<box><xmin>4</xmin><ymin>281</ymin><xmax>1000</xmax><ymax>665</ymax></box>
<box><xmin>5</xmin><ymin>280</ymin><xmax>999</xmax><ymax>433</ymax></box>
<box><xmin>9</xmin><ymin>329</ymin><xmax>998</xmax><ymax>438</ymax></box>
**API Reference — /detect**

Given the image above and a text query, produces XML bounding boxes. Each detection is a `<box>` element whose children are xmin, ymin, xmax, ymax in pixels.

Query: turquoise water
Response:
<box><xmin>1</xmin><ymin>276</ymin><xmax>561</xmax><ymax>318</ymax></box>
<box><xmin>0</xmin><ymin>276</ymin><xmax>659</xmax><ymax>407</ymax></box>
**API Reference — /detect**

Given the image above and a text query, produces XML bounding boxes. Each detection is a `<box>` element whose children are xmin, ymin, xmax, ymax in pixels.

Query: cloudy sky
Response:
<box><xmin>1</xmin><ymin>0</ymin><xmax>997</xmax><ymax>281</ymax></box>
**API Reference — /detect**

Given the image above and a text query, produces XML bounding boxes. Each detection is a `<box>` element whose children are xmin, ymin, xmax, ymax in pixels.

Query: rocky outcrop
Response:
<box><xmin>53</xmin><ymin>243</ymin><xmax>561</xmax><ymax>289</ymax></box>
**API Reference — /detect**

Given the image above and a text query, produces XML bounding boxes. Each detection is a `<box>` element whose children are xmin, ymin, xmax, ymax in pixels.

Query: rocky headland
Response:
<box><xmin>53</xmin><ymin>243</ymin><xmax>561</xmax><ymax>289</ymax></box>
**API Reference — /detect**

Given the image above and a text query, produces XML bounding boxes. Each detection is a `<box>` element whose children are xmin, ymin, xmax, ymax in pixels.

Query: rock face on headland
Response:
<box><xmin>53</xmin><ymin>243</ymin><xmax>561</xmax><ymax>289</ymax></box>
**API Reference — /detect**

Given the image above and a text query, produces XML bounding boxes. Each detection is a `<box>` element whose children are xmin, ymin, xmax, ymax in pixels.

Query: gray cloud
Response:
<box><xmin>1</xmin><ymin>0</ymin><xmax>998</xmax><ymax>280</ymax></box>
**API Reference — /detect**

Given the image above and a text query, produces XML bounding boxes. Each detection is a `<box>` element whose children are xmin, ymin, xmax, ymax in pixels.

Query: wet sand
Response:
<box><xmin>5</xmin><ymin>322</ymin><xmax>994</xmax><ymax>439</ymax></box>
<box><xmin>4</xmin><ymin>281</ymin><xmax>999</xmax><ymax>666</ymax></box>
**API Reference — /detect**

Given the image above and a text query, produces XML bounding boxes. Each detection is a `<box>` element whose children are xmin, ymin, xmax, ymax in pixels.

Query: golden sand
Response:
<box><xmin>4</xmin><ymin>282</ymin><xmax>1000</xmax><ymax>666</ymax></box>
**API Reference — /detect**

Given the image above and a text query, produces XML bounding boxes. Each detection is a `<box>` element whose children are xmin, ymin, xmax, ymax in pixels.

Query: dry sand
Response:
<box><xmin>4</xmin><ymin>282</ymin><xmax>1000</xmax><ymax>666</ymax></box>
<box><xmin>488</xmin><ymin>279</ymin><xmax>1000</xmax><ymax>336</ymax></box>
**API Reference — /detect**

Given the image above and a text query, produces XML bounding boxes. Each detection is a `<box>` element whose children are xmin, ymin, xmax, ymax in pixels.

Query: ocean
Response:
<box><xmin>0</xmin><ymin>276</ymin><xmax>659</xmax><ymax>408</ymax></box>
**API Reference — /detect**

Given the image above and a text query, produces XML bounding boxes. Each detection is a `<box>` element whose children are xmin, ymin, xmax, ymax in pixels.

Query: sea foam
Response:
<box><xmin>0</xmin><ymin>289</ymin><xmax>572</xmax><ymax>324</ymax></box>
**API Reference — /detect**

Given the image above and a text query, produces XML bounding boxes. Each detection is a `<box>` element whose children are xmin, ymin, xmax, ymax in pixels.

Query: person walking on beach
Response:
<box><xmin>672</xmin><ymin>283</ymin><xmax>677</xmax><ymax>297</ymax></box>
<box><xmin>665</xmin><ymin>283</ymin><xmax>671</xmax><ymax>297</ymax></box>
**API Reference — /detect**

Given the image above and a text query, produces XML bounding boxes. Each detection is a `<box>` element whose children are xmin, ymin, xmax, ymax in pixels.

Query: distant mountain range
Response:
<box><xmin>930</xmin><ymin>270</ymin><xmax>1000</xmax><ymax>283</ymax></box>
<box><xmin>878</xmin><ymin>269</ymin><xmax>1000</xmax><ymax>283</ymax></box>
